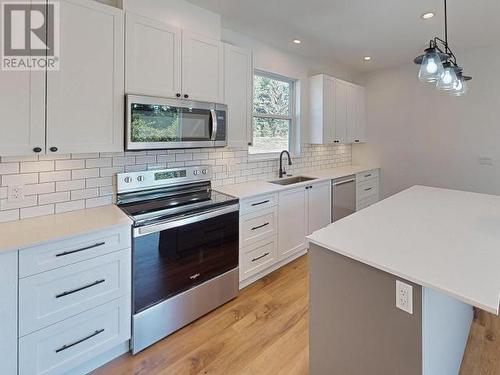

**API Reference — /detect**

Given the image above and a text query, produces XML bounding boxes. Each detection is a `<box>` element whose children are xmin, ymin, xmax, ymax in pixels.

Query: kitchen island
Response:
<box><xmin>307</xmin><ymin>186</ymin><xmax>500</xmax><ymax>375</ymax></box>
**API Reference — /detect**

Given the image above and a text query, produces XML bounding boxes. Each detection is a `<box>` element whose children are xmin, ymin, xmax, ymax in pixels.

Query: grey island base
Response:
<box><xmin>307</xmin><ymin>186</ymin><xmax>500</xmax><ymax>375</ymax></box>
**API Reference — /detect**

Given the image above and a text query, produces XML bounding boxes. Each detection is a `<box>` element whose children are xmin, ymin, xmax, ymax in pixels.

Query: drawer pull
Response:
<box><xmin>364</xmin><ymin>174</ymin><xmax>372</xmax><ymax>178</ymax></box>
<box><xmin>251</xmin><ymin>222</ymin><xmax>270</xmax><ymax>231</ymax></box>
<box><xmin>55</xmin><ymin>279</ymin><xmax>106</xmax><ymax>299</ymax></box>
<box><xmin>251</xmin><ymin>200</ymin><xmax>270</xmax><ymax>207</ymax></box>
<box><xmin>252</xmin><ymin>252</ymin><xmax>270</xmax><ymax>262</ymax></box>
<box><xmin>55</xmin><ymin>242</ymin><xmax>106</xmax><ymax>257</ymax></box>
<box><xmin>55</xmin><ymin>329</ymin><xmax>105</xmax><ymax>353</ymax></box>
<box><xmin>364</xmin><ymin>187</ymin><xmax>373</xmax><ymax>192</ymax></box>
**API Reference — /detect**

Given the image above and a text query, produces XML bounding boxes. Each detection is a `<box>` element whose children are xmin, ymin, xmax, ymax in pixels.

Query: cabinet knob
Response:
<box><xmin>184</xmin><ymin>94</ymin><xmax>189</xmax><ymax>99</ymax></box>
<box><xmin>334</xmin><ymin>140</ymin><xmax>339</xmax><ymax>143</ymax></box>
<box><xmin>50</xmin><ymin>146</ymin><xmax>58</xmax><ymax>152</ymax></box>
<box><xmin>176</xmin><ymin>93</ymin><xmax>181</xmax><ymax>98</ymax></box>
<box><xmin>355</xmin><ymin>140</ymin><xmax>360</xmax><ymax>143</ymax></box>
<box><xmin>33</xmin><ymin>147</ymin><xmax>42</xmax><ymax>153</ymax></box>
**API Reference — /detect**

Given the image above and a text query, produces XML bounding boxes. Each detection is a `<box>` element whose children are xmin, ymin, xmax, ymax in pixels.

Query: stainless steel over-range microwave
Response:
<box><xmin>126</xmin><ymin>95</ymin><xmax>227</xmax><ymax>150</ymax></box>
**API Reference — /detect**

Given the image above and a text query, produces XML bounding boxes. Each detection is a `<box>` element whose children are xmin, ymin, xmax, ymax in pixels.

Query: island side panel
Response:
<box><xmin>309</xmin><ymin>244</ymin><xmax>423</xmax><ymax>375</ymax></box>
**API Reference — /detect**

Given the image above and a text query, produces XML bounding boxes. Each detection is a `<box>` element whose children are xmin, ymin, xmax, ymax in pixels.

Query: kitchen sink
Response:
<box><xmin>270</xmin><ymin>176</ymin><xmax>317</xmax><ymax>186</ymax></box>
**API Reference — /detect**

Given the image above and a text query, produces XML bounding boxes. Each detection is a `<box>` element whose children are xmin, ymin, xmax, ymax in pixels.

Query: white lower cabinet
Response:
<box><xmin>0</xmin><ymin>252</ymin><xmax>18</xmax><ymax>375</ymax></box>
<box><xmin>2</xmin><ymin>224</ymin><xmax>131</xmax><ymax>375</ymax></box>
<box><xmin>355</xmin><ymin>169</ymin><xmax>380</xmax><ymax>211</ymax></box>
<box><xmin>19</xmin><ymin>296</ymin><xmax>130</xmax><ymax>375</ymax></box>
<box><xmin>278</xmin><ymin>187</ymin><xmax>308</xmax><ymax>259</ymax></box>
<box><xmin>307</xmin><ymin>180</ymin><xmax>331</xmax><ymax>235</ymax></box>
<box><xmin>238</xmin><ymin>181</ymin><xmax>332</xmax><ymax>287</ymax></box>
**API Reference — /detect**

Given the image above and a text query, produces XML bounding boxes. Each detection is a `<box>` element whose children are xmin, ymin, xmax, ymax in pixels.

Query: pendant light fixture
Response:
<box><xmin>414</xmin><ymin>0</ymin><xmax>471</xmax><ymax>96</ymax></box>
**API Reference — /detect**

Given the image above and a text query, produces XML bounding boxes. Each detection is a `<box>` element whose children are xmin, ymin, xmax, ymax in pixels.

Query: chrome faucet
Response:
<box><xmin>279</xmin><ymin>150</ymin><xmax>292</xmax><ymax>178</ymax></box>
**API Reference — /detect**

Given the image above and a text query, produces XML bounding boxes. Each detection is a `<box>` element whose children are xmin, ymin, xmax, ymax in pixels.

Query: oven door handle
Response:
<box><xmin>134</xmin><ymin>204</ymin><xmax>239</xmax><ymax>237</ymax></box>
<box><xmin>210</xmin><ymin>109</ymin><xmax>218</xmax><ymax>141</ymax></box>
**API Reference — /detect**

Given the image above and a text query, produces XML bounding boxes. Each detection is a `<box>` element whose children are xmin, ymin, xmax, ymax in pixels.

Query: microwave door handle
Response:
<box><xmin>210</xmin><ymin>109</ymin><xmax>218</xmax><ymax>141</ymax></box>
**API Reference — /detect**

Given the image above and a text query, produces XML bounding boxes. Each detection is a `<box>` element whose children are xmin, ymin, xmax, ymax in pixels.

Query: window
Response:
<box><xmin>249</xmin><ymin>71</ymin><xmax>296</xmax><ymax>155</ymax></box>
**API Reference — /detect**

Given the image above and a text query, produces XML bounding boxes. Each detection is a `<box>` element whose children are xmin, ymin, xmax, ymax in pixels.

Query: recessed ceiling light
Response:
<box><xmin>363</xmin><ymin>56</ymin><xmax>372</xmax><ymax>61</ymax></box>
<box><xmin>421</xmin><ymin>12</ymin><xmax>435</xmax><ymax>19</ymax></box>
<box><xmin>292</xmin><ymin>39</ymin><xmax>302</xmax><ymax>44</ymax></box>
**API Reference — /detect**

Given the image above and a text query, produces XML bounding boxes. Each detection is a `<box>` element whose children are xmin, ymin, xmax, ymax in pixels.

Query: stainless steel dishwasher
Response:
<box><xmin>331</xmin><ymin>175</ymin><xmax>356</xmax><ymax>222</ymax></box>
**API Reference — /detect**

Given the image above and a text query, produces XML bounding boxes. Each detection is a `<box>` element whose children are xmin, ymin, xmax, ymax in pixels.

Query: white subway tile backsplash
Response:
<box><xmin>0</xmin><ymin>163</ymin><xmax>20</xmax><ymax>175</ymax></box>
<box><xmin>55</xmin><ymin>200</ymin><xmax>85</xmax><ymax>213</ymax></box>
<box><xmin>20</xmin><ymin>161</ymin><xmax>55</xmax><ymax>173</ymax></box>
<box><xmin>20</xmin><ymin>204</ymin><xmax>55</xmax><ymax>219</ymax></box>
<box><xmin>39</xmin><ymin>170</ymin><xmax>71</xmax><ymax>183</ymax></box>
<box><xmin>38</xmin><ymin>191</ymin><xmax>70</xmax><ymax>205</ymax></box>
<box><xmin>55</xmin><ymin>179</ymin><xmax>86</xmax><ymax>192</ymax></box>
<box><xmin>71</xmin><ymin>188</ymin><xmax>99</xmax><ymax>200</ymax></box>
<box><xmin>24</xmin><ymin>182</ymin><xmax>56</xmax><ymax>196</ymax></box>
<box><xmin>0</xmin><ymin>144</ymin><xmax>351</xmax><ymax>223</ymax></box>
<box><xmin>2</xmin><ymin>173</ymin><xmax>38</xmax><ymax>186</ymax></box>
<box><xmin>55</xmin><ymin>159</ymin><xmax>85</xmax><ymax>170</ymax></box>
<box><xmin>72</xmin><ymin>168</ymin><xmax>99</xmax><ymax>180</ymax></box>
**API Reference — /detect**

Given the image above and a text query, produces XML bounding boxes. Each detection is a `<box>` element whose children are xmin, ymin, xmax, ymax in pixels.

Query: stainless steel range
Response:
<box><xmin>116</xmin><ymin>166</ymin><xmax>239</xmax><ymax>354</ymax></box>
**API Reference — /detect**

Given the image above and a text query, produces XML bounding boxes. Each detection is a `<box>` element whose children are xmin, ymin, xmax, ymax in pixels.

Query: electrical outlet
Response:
<box><xmin>396</xmin><ymin>280</ymin><xmax>413</xmax><ymax>314</ymax></box>
<box><xmin>7</xmin><ymin>185</ymin><xmax>25</xmax><ymax>202</ymax></box>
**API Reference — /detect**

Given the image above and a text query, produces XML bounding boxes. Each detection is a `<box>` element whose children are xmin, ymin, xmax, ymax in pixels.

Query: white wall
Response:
<box><xmin>222</xmin><ymin>28</ymin><xmax>355</xmax><ymax>145</ymax></box>
<box><xmin>353</xmin><ymin>45</ymin><xmax>500</xmax><ymax>198</ymax></box>
<box><xmin>122</xmin><ymin>0</ymin><xmax>222</xmax><ymax>38</ymax></box>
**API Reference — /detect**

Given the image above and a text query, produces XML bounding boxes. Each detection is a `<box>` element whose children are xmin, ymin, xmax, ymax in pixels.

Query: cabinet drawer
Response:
<box><xmin>240</xmin><ymin>193</ymin><xmax>278</xmax><ymax>215</ymax></box>
<box><xmin>19</xmin><ymin>295</ymin><xmax>130</xmax><ymax>375</ymax></box>
<box><xmin>19</xmin><ymin>226</ymin><xmax>131</xmax><ymax>278</ymax></box>
<box><xmin>19</xmin><ymin>249</ymin><xmax>131</xmax><ymax>336</ymax></box>
<box><xmin>356</xmin><ymin>169</ymin><xmax>379</xmax><ymax>183</ymax></box>
<box><xmin>356</xmin><ymin>178</ymin><xmax>379</xmax><ymax>201</ymax></box>
<box><xmin>356</xmin><ymin>194</ymin><xmax>379</xmax><ymax>211</ymax></box>
<box><xmin>241</xmin><ymin>237</ymin><xmax>277</xmax><ymax>281</ymax></box>
<box><xmin>240</xmin><ymin>207</ymin><xmax>277</xmax><ymax>247</ymax></box>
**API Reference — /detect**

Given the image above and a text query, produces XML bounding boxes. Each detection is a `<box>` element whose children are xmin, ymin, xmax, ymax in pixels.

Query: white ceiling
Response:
<box><xmin>187</xmin><ymin>0</ymin><xmax>500</xmax><ymax>73</ymax></box>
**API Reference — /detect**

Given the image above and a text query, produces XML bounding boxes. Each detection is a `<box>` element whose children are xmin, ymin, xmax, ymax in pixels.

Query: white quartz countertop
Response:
<box><xmin>214</xmin><ymin>164</ymin><xmax>378</xmax><ymax>199</ymax></box>
<box><xmin>307</xmin><ymin>185</ymin><xmax>500</xmax><ymax>314</ymax></box>
<box><xmin>0</xmin><ymin>205</ymin><xmax>132</xmax><ymax>254</ymax></box>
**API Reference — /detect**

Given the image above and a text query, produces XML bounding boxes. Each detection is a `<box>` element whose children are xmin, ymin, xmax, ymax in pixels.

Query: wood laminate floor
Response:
<box><xmin>93</xmin><ymin>253</ymin><xmax>499</xmax><ymax>375</ymax></box>
<box><xmin>93</xmin><ymin>255</ymin><xmax>309</xmax><ymax>375</ymax></box>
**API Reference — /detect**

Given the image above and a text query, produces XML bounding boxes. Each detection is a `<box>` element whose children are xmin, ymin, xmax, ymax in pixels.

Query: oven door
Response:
<box><xmin>132</xmin><ymin>205</ymin><xmax>239</xmax><ymax>314</ymax></box>
<box><xmin>126</xmin><ymin>95</ymin><xmax>222</xmax><ymax>150</ymax></box>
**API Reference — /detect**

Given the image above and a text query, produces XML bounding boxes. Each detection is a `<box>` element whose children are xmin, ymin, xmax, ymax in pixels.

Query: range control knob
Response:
<box><xmin>137</xmin><ymin>175</ymin><xmax>145</xmax><ymax>182</ymax></box>
<box><xmin>124</xmin><ymin>177</ymin><xmax>133</xmax><ymax>183</ymax></box>
<box><xmin>202</xmin><ymin>169</ymin><xmax>207</xmax><ymax>175</ymax></box>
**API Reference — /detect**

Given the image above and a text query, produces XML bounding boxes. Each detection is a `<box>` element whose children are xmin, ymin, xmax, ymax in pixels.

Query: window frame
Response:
<box><xmin>249</xmin><ymin>69</ymin><xmax>298</xmax><ymax>158</ymax></box>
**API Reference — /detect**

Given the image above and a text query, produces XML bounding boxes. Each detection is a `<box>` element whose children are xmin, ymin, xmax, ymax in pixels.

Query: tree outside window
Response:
<box><xmin>250</xmin><ymin>72</ymin><xmax>295</xmax><ymax>154</ymax></box>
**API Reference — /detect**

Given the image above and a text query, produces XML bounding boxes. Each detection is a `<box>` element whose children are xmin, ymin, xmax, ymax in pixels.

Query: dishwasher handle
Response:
<box><xmin>332</xmin><ymin>178</ymin><xmax>355</xmax><ymax>187</ymax></box>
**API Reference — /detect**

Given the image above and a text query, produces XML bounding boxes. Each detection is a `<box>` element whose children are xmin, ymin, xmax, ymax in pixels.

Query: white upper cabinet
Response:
<box><xmin>182</xmin><ymin>30</ymin><xmax>224</xmax><ymax>103</ymax></box>
<box><xmin>46</xmin><ymin>0</ymin><xmax>124</xmax><ymax>154</ymax></box>
<box><xmin>224</xmin><ymin>43</ymin><xmax>253</xmax><ymax>148</ymax></box>
<box><xmin>0</xmin><ymin>0</ymin><xmax>45</xmax><ymax>156</ymax></box>
<box><xmin>309</xmin><ymin>74</ymin><xmax>366</xmax><ymax>145</ymax></box>
<box><xmin>125</xmin><ymin>13</ymin><xmax>182</xmax><ymax>98</ymax></box>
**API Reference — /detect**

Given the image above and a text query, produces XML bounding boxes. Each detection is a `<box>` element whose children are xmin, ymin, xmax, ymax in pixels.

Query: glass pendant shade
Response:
<box><xmin>418</xmin><ymin>49</ymin><xmax>445</xmax><ymax>83</ymax></box>
<box><xmin>436</xmin><ymin>64</ymin><xmax>459</xmax><ymax>91</ymax></box>
<box><xmin>450</xmin><ymin>76</ymin><xmax>468</xmax><ymax>96</ymax></box>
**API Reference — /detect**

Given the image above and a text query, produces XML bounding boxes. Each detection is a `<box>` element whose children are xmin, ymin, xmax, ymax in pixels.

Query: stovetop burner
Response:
<box><xmin>116</xmin><ymin>166</ymin><xmax>238</xmax><ymax>227</ymax></box>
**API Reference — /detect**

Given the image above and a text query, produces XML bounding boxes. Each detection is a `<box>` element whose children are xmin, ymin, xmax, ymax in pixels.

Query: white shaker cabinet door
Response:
<box><xmin>224</xmin><ymin>43</ymin><xmax>252</xmax><ymax>148</ymax></box>
<box><xmin>333</xmin><ymin>79</ymin><xmax>348</xmax><ymax>144</ymax></box>
<box><xmin>46</xmin><ymin>0</ymin><xmax>124</xmax><ymax>154</ymax></box>
<box><xmin>126</xmin><ymin>13</ymin><xmax>182</xmax><ymax>98</ymax></box>
<box><xmin>182</xmin><ymin>30</ymin><xmax>224</xmax><ymax>103</ymax></box>
<box><xmin>307</xmin><ymin>180</ymin><xmax>331</xmax><ymax>235</ymax></box>
<box><xmin>0</xmin><ymin>251</ymin><xmax>17</xmax><ymax>375</ymax></box>
<box><xmin>278</xmin><ymin>187</ymin><xmax>308</xmax><ymax>259</ymax></box>
<box><xmin>0</xmin><ymin>0</ymin><xmax>45</xmax><ymax>157</ymax></box>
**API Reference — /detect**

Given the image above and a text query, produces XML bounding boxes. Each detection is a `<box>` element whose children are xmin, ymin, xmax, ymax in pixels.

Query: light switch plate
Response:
<box><xmin>396</xmin><ymin>280</ymin><xmax>413</xmax><ymax>314</ymax></box>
